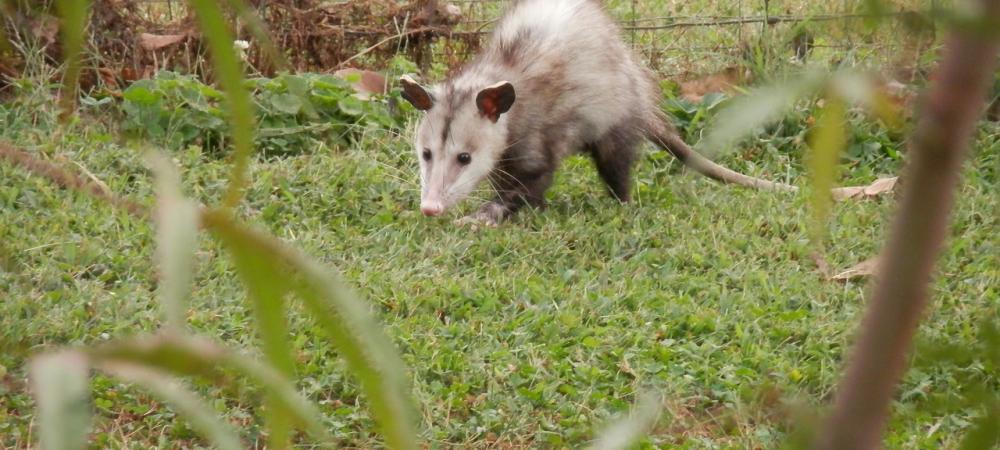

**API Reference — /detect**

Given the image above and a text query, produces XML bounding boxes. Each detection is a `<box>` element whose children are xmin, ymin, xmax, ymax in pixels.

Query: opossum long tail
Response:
<box><xmin>647</xmin><ymin>120</ymin><xmax>799</xmax><ymax>192</ymax></box>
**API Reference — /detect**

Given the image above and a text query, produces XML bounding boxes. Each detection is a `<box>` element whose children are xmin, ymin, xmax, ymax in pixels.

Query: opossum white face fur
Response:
<box><xmin>400</xmin><ymin>76</ymin><xmax>516</xmax><ymax>217</ymax></box>
<box><xmin>399</xmin><ymin>0</ymin><xmax>794</xmax><ymax>223</ymax></box>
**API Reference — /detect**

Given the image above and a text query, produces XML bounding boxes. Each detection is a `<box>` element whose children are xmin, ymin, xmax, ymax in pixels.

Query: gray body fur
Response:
<box><xmin>401</xmin><ymin>0</ymin><xmax>793</xmax><ymax>223</ymax></box>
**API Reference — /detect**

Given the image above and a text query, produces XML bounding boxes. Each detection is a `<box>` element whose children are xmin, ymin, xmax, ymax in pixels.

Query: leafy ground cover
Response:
<box><xmin>1</xmin><ymin>64</ymin><xmax>997</xmax><ymax>448</ymax></box>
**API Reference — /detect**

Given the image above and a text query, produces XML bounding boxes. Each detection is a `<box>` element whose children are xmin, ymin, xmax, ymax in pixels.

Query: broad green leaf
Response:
<box><xmin>314</xmin><ymin>76</ymin><xmax>351</xmax><ymax>91</ymax></box>
<box><xmin>589</xmin><ymin>392</ymin><xmax>663</xmax><ymax>450</ymax></box>
<box><xmin>54</xmin><ymin>0</ymin><xmax>90</xmax><ymax>120</ymax></box>
<box><xmin>123</xmin><ymin>82</ymin><xmax>161</xmax><ymax>105</ymax></box>
<box><xmin>149</xmin><ymin>153</ymin><xmax>200</xmax><ymax>331</ymax></box>
<box><xmin>701</xmin><ymin>92</ymin><xmax>728</xmax><ymax>111</ymax></box>
<box><xmin>199</xmin><ymin>83</ymin><xmax>225</xmax><ymax>100</ymax></box>
<box><xmin>806</xmin><ymin>96</ymin><xmax>847</xmax><ymax>246</ymax></box>
<box><xmin>281</xmin><ymin>74</ymin><xmax>319</xmax><ymax>119</ymax></box>
<box><xmin>100</xmin><ymin>363</ymin><xmax>243</xmax><ymax>450</ymax></box>
<box><xmin>30</xmin><ymin>352</ymin><xmax>91</xmax><ymax>450</ymax></box>
<box><xmin>88</xmin><ymin>334</ymin><xmax>334</xmax><ymax>445</ymax></box>
<box><xmin>80</xmin><ymin>96</ymin><xmax>112</xmax><ymax>107</ymax></box>
<box><xmin>188</xmin><ymin>0</ymin><xmax>256</xmax><ymax>208</ymax></box>
<box><xmin>271</xmin><ymin>93</ymin><xmax>304</xmax><ymax>115</ymax></box>
<box><xmin>338</xmin><ymin>97</ymin><xmax>366</xmax><ymax>117</ymax></box>
<box><xmin>203</xmin><ymin>209</ymin><xmax>419</xmax><ymax>450</ymax></box>
<box><xmin>698</xmin><ymin>72</ymin><xmax>824</xmax><ymax>157</ymax></box>
<box><xmin>341</xmin><ymin>72</ymin><xmax>362</xmax><ymax>84</ymax></box>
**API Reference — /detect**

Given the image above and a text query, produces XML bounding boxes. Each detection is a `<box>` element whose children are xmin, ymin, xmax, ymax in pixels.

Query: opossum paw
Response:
<box><xmin>455</xmin><ymin>203</ymin><xmax>505</xmax><ymax>228</ymax></box>
<box><xmin>454</xmin><ymin>213</ymin><xmax>499</xmax><ymax>228</ymax></box>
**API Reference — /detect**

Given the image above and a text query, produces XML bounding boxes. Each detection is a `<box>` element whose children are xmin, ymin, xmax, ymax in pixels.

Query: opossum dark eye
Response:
<box><xmin>457</xmin><ymin>153</ymin><xmax>472</xmax><ymax>165</ymax></box>
<box><xmin>422</xmin><ymin>149</ymin><xmax>432</xmax><ymax>161</ymax></box>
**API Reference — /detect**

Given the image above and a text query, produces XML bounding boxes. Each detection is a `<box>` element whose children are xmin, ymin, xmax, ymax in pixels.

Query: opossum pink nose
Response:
<box><xmin>421</xmin><ymin>201</ymin><xmax>444</xmax><ymax>217</ymax></box>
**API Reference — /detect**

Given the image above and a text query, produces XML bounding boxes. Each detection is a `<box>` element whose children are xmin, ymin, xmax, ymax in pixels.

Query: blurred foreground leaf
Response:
<box><xmin>89</xmin><ymin>333</ymin><xmax>334</xmax><ymax>444</ymax></box>
<box><xmin>219</xmin><ymin>210</ymin><xmax>297</xmax><ymax>448</ymax></box>
<box><xmin>54</xmin><ymin>0</ymin><xmax>90</xmax><ymax>120</ymax></box>
<box><xmin>829</xmin><ymin>72</ymin><xmax>904</xmax><ymax>131</ymax></box>
<box><xmin>149</xmin><ymin>153</ymin><xmax>200</xmax><ymax>331</ymax></box>
<box><xmin>30</xmin><ymin>352</ymin><xmax>90</xmax><ymax>450</ymax></box>
<box><xmin>698</xmin><ymin>72</ymin><xmax>824</xmax><ymax>155</ymax></box>
<box><xmin>589</xmin><ymin>392</ymin><xmax>663</xmax><ymax>450</ymax></box>
<box><xmin>187</xmin><ymin>0</ymin><xmax>256</xmax><ymax>208</ymax></box>
<box><xmin>204</xmin><ymin>210</ymin><xmax>419</xmax><ymax>450</ymax></box>
<box><xmin>807</xmin><ymin>96</ymin><xmax>847</xmax><ymax>246</ymax></box>
<box><xmin>959</xmin><ymin>402</ymin><xmax>1000</xmax><ymax>450</ymax></box>
<box><xmin>100</xmin><ymin>363</ymin><xmax>243</xmax><ymax>450</ymax></box>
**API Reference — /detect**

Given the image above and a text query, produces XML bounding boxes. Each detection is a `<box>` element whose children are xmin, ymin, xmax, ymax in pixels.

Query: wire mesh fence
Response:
<box><xmin>443</xmin><ymin>0</ymin><xmax>937</xmax><ymax>79</ymax></box>
<box><xmin>3</xmin><ymin>0</ymin><xmax>938</xmax><ymax>86</ymax></box>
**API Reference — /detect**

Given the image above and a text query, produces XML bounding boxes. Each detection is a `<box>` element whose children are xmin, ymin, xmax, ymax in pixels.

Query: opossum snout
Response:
<box><xmin>421</xmin><ymin>201</ymin><xmax>445</xmax><ymax>216</ymax></box>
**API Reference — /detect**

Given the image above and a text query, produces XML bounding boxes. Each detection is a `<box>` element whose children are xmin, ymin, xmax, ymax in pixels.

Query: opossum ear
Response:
<box><xmin>476</xmin><ymin>81</ymin><xmax>516</xmax><ymax>123</ymax></box>
<box><xmin>399</xmin><ymin>75</ymin><xmax>434</xmax><ymax>111</ymax></box>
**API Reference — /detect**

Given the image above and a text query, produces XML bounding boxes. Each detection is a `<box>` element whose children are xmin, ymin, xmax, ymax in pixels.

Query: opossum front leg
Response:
<box><xmin>459</xmin><ymin>171</ymin><xmax>554</xmax><ymax>226</ymax></box>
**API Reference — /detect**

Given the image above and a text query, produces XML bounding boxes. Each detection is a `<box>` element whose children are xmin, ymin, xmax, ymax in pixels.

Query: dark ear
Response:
<box><xmin>399</xmin><ymin>75</ymin><xmax>434</xmax><ymax>111</ymax></box>
<box><xmin>476</xmin><ymin>81</ymin><xmax>516</xmax><ymax>123</ymax></box>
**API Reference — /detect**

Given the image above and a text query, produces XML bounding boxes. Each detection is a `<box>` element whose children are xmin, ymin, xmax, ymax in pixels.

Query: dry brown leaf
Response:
<box><xmin>335</xmin><ymin>69</ymin><xmax>388</xmax><ymax>99</ymax></box>
<box><xmin>832</xmin><ymin>177</ymin><xmax>899</xmax><ymax>202</ymax></box>
<box><xmin>831</xmin><ymin>255</ymin><xmax>882</xmax><ymax>281</ymax></box>
<box><xmin>97</xmin><ymin>67</ymin><xmax>119</xmax><ymax>89</ymax></box>
<box><xmin>679</xmin><ymin>66</ymin><xmax>749</xmax><ymax>103</ymax></box>
<box><xmin>138</xmin><ymin>33</ymin><xmax>188</xmax><ymax>51</ymax></box>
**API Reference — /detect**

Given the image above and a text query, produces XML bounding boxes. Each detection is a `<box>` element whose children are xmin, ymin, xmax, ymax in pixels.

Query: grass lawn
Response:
<box><xmin>1</xmin><ymin>79</ymin><xmax>997</xmax><ymax>448</ymax></box>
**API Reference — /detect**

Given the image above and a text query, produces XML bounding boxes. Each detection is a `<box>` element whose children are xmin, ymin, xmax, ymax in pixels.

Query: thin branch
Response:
<box><xmin>813</xmin><ymin>2</ymin><xmax>1000</xmax><ymax>449</ymax></box>
<box><xmin>337</xmin><ymin>26</ymin><xmax>439</xmax><ymax>68</ymax></box>
<box><xmin>456</xmin><ymin>12</ymin><xmax>914</xmax><ymax>32</ymax></box>
<box><xmin>0</xmin><ymin>142</ymin><xmax>149</xmax><ymax>219</ymax></box>
<box><xmin>620</xmin><ymin>13</ymin><xmax>909</xmax><ymax>31</ymax></box>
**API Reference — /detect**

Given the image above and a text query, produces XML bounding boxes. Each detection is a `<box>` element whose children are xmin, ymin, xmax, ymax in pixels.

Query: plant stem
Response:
<box><xmin>813</xmin><ymin>4</ymin><xmax>1000</xmax><ymax>449</ymax></box>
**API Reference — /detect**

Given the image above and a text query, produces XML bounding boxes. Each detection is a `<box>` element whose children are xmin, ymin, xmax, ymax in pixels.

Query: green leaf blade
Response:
<box><xmin>588</xmin><ymin>392</ymin><xmax>663</xmax><ymax>450</ymax></box>
<box><xmin>30</xmin><ymin>352</ymin><xmax>91</xmax><ymax>450</ymax></box>
<box><xmin>188</xmin><ymin>0</ymin><xmax>257</xmax><ymax>208</ymax></box>
<box><xmin>89</xmin><ymin>334</ymin><xmax>334</xmax><ymax>445</ymax></box>
<box><xmin>220</xmin><ymin>222</ymin><xmax>298</xmax><ymax>449</ymax></box>
<box><xmin>203</xmin><ymin>210</ymin><xmax>419</xmax><ymax>450</ymax></box>
<box><xmin>100</xmin><ymin>363</ymin><xmax>244</xmax><ymax>450</ymax></box>
<box><xmin>149</xmin><ymin>153</ymin><xmax>200</xmax><ymax>331</ymax></box>
<box><xmin>698</xmin><ymin>72</ymin><xmax>825</xmax><ymax>157</ymax></box>
<box><xmin>807</xmin><ymin>95</ymin><xmax>847</xmax><ymax>246</ymax></box>
<box><xmin>54</xmin><ymin>0</ymin><xmax>91</xmax><ymax>120</ymax></box>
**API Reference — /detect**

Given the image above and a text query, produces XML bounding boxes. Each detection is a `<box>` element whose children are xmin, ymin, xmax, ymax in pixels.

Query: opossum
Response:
<box><xmin>399</xmin><ymin>0</ymin><xmax>794</xmax><ymax>224</ymax></box>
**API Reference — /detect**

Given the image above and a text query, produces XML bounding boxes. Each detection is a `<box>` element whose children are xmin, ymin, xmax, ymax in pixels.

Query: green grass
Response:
<box><xmin>1</xmin><ymin>74</ymin><xmax>997</xmax><ymax>448</ymax></box>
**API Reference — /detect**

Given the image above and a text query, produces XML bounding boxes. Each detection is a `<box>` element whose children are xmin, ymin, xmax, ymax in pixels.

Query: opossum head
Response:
<box><xmin>399</xmin><ymin>75</ymin><xmax>516</xmax><ymax>216</ymax></box>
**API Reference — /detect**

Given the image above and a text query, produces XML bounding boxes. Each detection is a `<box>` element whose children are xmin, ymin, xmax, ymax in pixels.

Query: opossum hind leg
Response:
<box><xmin>588</xmin><ymin>125</ymin><xmax>641</xmax><ymax>202</ymax></box>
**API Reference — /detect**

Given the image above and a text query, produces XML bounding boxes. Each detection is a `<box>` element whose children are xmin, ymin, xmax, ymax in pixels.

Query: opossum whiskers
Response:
<box><xmin>487</xmin><ymin>166</ymin><xmax>530</xmax><ymax>194</ymax></box>
<box><xmin>372</xmin><ymin>159</ymin><xmax>421</xmax><ymax>190</ymax></box>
